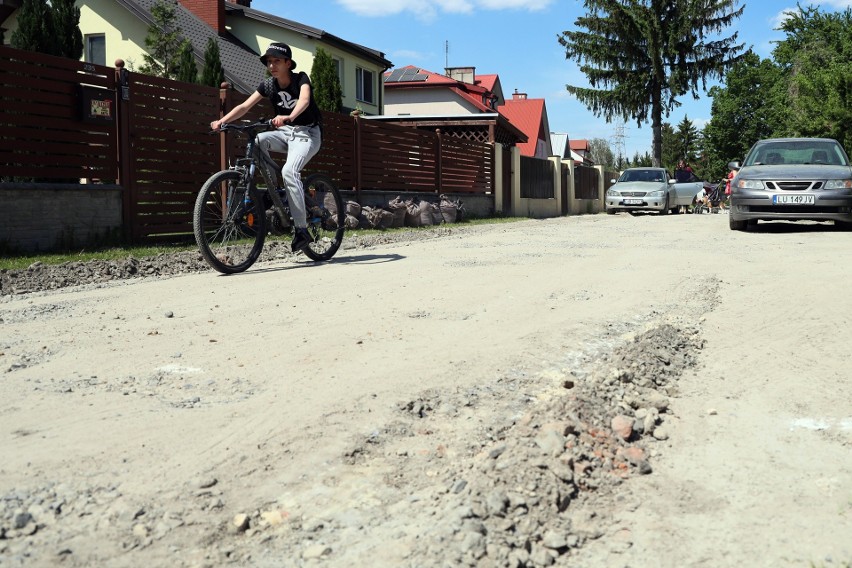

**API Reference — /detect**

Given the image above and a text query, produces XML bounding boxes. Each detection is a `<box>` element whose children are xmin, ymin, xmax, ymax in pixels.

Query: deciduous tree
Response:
<box><xmin>773</xmin><ymin>4</ymin><xmax>852</xmax><ymax>150</ymax></box>
<box><xmin>702</xmin><ymin>52</ymin><xmax>783</xmax><ymax>177</ymax></box>
<box><xmin>588</xmin><ymin>137</ymin><xmax>615</xmax><ymax>169</ymax></box>
<box><xmin>558</xmin><ymin>0</ymin><xmax>747</xmax><ymax>167</ymax></box>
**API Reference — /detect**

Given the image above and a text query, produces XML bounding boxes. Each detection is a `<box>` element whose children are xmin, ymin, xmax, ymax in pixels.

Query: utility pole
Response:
<box><xmin>611</xmin><ymin>122</ymin><xmax>628</xmax><ymax>168</ymax></box>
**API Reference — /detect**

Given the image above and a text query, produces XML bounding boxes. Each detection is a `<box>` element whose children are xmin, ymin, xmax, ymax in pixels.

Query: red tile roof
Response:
<box><xmin>384</xmin><ymin>66</ymin><xmax>497</xmax><ymax>112</ymax></box>
<box><xmin>499</xmin><ymin>97</ymin><xmax>547</xmax><ymax>157</ymax></box>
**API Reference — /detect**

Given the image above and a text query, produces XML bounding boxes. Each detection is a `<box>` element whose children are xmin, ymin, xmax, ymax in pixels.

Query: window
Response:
<box><xmin>86</xmin><ymin>35</ymin><xmax>106</xmax><ymax>66</ymax></box>
<box><xmin>356</xmin><ymin>67</ymin><xmax>374</xmax><ymax>104</ymax></box>
<box><xmin>333</xmin><ymin>57</ymin><xmax>343</xmax><ymax>89</ymax></box>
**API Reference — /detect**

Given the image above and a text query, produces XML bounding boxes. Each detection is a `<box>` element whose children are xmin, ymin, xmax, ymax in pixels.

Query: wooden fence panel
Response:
<box><xmin>0</xmin><ymin>46</ymin><xmax>117</xmax><ymax>181</ymax></box>
<box><xmin>125</xmin><ymin>74</ymin><xmax>220</xmax><ymax>240</ymax></box>
<box><xmin>520</xmin><ymin>156</ymin><xmax>554</xmax><ymax>199</ymax></box>
<box><xmin>358</xmin><ymin>120</ymin><xmax>438</xmax><ymax>191</ymax></box>
<box><xmin>574</xmin><ymin>165</ymin><xmax>599</xmax><ymax>199</ymax></box>
<box><xmin>311</xmin><ymin>111</ymin><xmax>355</xmax><ymax>189</ymax></box>
<box><xmin>441</xmin><ymin>136</ymin><xmax>493</xmax><ymax>193</ymax></box>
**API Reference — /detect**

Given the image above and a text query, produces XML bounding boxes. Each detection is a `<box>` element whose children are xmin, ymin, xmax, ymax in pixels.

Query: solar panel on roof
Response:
<box><xmin>385</xmin><ymin>68</ymin><xmax>428</xmax><ymax>83</ymax></box>
<box><xmin>385</xmin><ymin>68</ymin><xmax>407</xmax><ymax>82</ymax></box>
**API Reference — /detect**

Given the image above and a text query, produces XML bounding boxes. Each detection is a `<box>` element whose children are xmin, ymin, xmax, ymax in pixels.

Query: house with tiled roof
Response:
<box><xmin>552</xmin><ymin>133</ymin><xmax>594</xmax><ymax>165</ymax></box>
<box><xmin>498</xmin><ymin>91</ymin><xmax>552</xmax><ymax>159</ymax></box>
<box><xmin>570</xmin><ymin>139</ymin><xmax>593</xmax><ymax>164</ymax></box>
<box><xmin>380</xmin><ymin>65</ymin><xmax>525</xmax><ymax>146</ymax></box>
<box><xmin>0</xmin><ymin>0</ymin><xmax>392</xmax><ymax>114</ymax></box>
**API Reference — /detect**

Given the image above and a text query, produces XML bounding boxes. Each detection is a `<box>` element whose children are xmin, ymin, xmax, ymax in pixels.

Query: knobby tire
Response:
<box><xmin>301</xmin><ymin>173</ymin><xmax>346</xmax><ymax>262</ymax></box>
<box><xmin>193</xmin><ymin>169</ymin><xmax>267</xmax><ymax>274</ymax></box>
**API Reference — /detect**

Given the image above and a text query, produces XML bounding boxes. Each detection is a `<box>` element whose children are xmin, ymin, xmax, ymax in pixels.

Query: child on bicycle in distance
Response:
<box><xmin>210</xmin><ymin>42</ymin><xmax>322</xmax><ymax>253</ymax></box>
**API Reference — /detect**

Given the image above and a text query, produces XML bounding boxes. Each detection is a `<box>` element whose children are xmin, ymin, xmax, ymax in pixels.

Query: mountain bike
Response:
<box><xmin>193</xmin><ymin>120</ymin><xmax>345</xmax><ymax>274</ymax></box>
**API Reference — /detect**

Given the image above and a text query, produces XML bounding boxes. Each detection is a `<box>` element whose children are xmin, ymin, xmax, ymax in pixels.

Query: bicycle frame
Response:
<box><xmin>228</xmin><ymin>122</ymin><xmax>290</xmax><ymax>227</ymax></box>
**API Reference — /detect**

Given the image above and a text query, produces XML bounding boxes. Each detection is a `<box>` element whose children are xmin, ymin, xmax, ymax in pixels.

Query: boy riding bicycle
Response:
<box><xmin>210</xmin><ymin>43</ymin><xmax>322</xmax><ymax>253</ymax></box>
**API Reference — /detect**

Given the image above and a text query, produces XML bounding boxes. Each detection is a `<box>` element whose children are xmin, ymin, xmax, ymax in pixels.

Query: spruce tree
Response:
<box><xmin>52</xmin><ymin>0</ymin><xmax>84</xmax><ymax>59</ymax></box>
<box><xmin>201</xmin><ymin>37</ymin><xmax>225</xmax><ymax>88</ymax></box>
<box><xmin>10</xmin><ymin>0</ymin><xmax>56</xmax><ymax>55</ymax></box>
<box><xmin>311</xmin><ymin>47</ymin><xmax>343</xmax><ymax>113</ymax></box>
<box><xmin>176</xmin><ymin>41</ymin><xmax>198</xmax><ymax>84</ymax></box>
<box><xmin>558</xmin><ymin>0</ymin><xmax>747</xmax><ymax>167</ymax></box>
<box><xmin>139</xmin><ymin>0</ymin><xmax>184</xmax><ymax>79</ymax></box>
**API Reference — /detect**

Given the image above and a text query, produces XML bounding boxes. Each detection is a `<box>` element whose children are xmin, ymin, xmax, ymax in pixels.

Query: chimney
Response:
<box><xmin>512</xmin><ymin>89</ymin><xmax>527</xmax><ymax>100</ymax></box>
<box><xmin>179</xmin><ymin>0</ymin><xmax>226</xmax><ymax>34</ymax></box>
<box><xmin>445</xmin><ymin>66</ymin><xmax>475</xmax><ymax>84</ymax></box>
<box><xmin>233</xmin><ymin>0</ymin><xmax>251</xmax><ymax>6</ymax></box>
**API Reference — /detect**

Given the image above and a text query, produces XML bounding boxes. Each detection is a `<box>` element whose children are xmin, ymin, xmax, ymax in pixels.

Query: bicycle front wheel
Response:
<box><xmin>193</xmin><ymin>169</ymin><xmax>267</xmax><ymax>274</ymax></box>
<box><xmin>302</xmin><ymin>173</ymin><xmax>346</xmax><ymax>262</ymax></box>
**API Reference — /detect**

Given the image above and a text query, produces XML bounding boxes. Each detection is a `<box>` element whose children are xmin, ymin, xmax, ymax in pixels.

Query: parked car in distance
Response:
<box><xmin>728</xmin><ymin>137</ymin><xmax>852</xmax><ymax>231</ymax></box>
<box><xmin>605</xmin><ymin>167</ymin><xmax>702</xmax><ymax>215</ymax></box>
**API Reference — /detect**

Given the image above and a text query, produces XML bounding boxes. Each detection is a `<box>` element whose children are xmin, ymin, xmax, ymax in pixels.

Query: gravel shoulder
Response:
<box><xmin>1</xmin><ymin>214</ymin><xmax>850</xmax><ymax>567</ymax></box>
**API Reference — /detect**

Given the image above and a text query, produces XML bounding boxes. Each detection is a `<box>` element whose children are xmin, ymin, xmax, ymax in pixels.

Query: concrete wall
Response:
<box><xmin>0</xmin><ymin>185</ymin><xmax>123</xmax><ymax>253</ymax></box>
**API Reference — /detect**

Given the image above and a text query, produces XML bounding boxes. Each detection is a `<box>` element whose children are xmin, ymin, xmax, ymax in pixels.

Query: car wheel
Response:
<box><xmin>835</xmin><ymin>220</ymin><xmax>852</xmax><ymax>231</ymax></box>
<box><xmin>606</xmin><ymin>207</ymin><xmax>616</xmax><ymax>215</ymax></box>
<box><xmin>729</xmin><ymin>214</ymin><xmax>748</xmax><ymax>231</ymax></box>
<box><xmin>659</xmin><ymin>195</ymin><xmax>670</xmax><ymax>215</ymax></box>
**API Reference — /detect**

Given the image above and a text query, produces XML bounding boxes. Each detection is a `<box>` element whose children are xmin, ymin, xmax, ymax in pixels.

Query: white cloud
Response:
<box><xmin>335</xmin><ymin>0</ymin><xmax>552</xmax><ymax>19</ymax></box>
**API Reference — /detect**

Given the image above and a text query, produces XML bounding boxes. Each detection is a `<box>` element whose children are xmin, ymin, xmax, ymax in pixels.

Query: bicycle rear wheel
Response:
<box><xmin>302</xmin><ymin>173</ymin><xmax>345</xmax><ymax>261</ymax></box>
<box><xmin>193</xmin><ymin>169</ymin><xmax>267</xmax><ymax>274</ymax></box>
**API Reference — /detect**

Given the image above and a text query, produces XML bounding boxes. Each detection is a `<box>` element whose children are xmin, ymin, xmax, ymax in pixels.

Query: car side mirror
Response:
<box><xmin>727</xmin><ymin>161</ymin><xmax>741</xmax><ymax>170</ymax></box>
<box><xmin>610</xmin><ymin>179</ymin><xmax>616</xmax><ymax>183</ymax></box>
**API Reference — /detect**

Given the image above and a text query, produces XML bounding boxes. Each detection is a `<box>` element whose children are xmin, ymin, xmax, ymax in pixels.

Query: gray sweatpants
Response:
<box><xmin>256</xmin><ymin>124</ymin><xmax>322</xmax><ymax>228</ymax></box>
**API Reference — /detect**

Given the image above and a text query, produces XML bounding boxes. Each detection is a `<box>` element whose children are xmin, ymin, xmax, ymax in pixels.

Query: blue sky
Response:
<box><xmin>252</xmin><ymin>0</ymin><xmax>852</xmax><ymax>158</ymax></box>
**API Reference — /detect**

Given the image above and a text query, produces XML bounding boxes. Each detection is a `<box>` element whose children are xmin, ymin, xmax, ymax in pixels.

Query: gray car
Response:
<box><xmin>728</xmin><ymin>138</ymin><xmax>852</xmax><ymax>231</ymax></box>
<box><xmin>605</xmin><ymin>167</ymin><xmax>699</xmax><ymax>215</ymax></box>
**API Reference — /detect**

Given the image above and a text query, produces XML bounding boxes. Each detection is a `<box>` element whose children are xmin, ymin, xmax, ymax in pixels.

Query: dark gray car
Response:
<box><xmin>728</xmin><ymin>138</ymin><xmax>852</xmax><ymax>230</ymax></box>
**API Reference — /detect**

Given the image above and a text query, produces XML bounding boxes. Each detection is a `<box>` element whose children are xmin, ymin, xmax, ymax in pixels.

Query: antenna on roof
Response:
<box><xmin>445</xmin><ymin>40</ymin><xmax>449</xmax><ymax>70</ymax></box>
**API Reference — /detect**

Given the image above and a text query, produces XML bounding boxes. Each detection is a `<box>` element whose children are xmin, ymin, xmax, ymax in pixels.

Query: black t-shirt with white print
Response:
<box><xmin>256</xmin><ymin>72</ymin><xmax>321</xmax><ymax>128</ymax></box>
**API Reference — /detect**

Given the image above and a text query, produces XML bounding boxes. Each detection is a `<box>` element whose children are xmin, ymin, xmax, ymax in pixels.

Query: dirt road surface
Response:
<box><xmin>1</xmin><ymin>214</ymin><xmax>850</xmax><ymax>568</ymax></box>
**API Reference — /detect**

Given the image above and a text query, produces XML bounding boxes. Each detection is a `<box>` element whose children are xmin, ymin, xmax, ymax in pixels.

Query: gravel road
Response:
<box><xmin>1</xmin><ymin>214</ymin><xmax>850</xmax><ymax>568</ymax></box>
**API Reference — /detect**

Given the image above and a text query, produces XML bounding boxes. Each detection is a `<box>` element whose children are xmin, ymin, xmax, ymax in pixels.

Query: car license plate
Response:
<box><xmin>624</xmin><ymin>198</ymin><xmax>643</xmax><ymax>205</ymax></box>
<box><xmin>773</xmin><ymin>194</ymin><xmax>815</xmax><ymax>205</ymax></box>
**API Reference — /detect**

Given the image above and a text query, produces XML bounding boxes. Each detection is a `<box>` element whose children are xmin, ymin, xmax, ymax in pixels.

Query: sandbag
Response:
<box><xmin>418</xmin><ymin>201</ymin><xmax>435</xmax><ymax>226</ymax></box>
<box><xmin>386</xmin><ymin>196</ymin><xmax>407</xmax><ymax>228</ymax></box>
<box><xmin>405</xmin><ymin>199</ymin><xmax>422</xmax><ymax>227</ymax></box>
<box><xmin>345</xmin><ymin>200</ymin><xmax>362</xmax><ymax>218</ymax></box>
<box><xmin>439</xmin><ymin>194</ymin><xmax>464</xmax><ymax>223</ymax></box>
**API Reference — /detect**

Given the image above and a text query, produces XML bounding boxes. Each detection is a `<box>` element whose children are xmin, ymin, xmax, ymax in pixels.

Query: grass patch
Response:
<box><xmin>0</xmin><ymin>216</ymin><xmax>528</xmax><ymax>271</ymax></box>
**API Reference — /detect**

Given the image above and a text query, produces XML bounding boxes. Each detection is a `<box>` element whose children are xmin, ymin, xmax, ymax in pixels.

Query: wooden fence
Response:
<box><xmin>0</xmin><ymin>49</ymin><xmax>118</xmax><ymax>182</ymax></box>
<box><xmin>0</xmin><ymin>45</ymin><xmax>496</xmax><ymax>245</ymax></box>
<box><xmin>520</xmin><ymin>155</ymin><xmax>555</xmax><ymax>199</ymax></box>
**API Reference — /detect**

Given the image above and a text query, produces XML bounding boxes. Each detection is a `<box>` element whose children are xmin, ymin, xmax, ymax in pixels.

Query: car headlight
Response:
<box><xmin>647</xmin><ymin>190</ymin><xmax>664</xmax><ymax>198</ymax></box>
<box><xmin>736</xmin><ymin>179</ymin><xmax>765</xmax><ymax>190</ymax></box>
<box><xmin>824</xmin><ymin>179</ymin><xmax>852</xmax><ymax>189</ymax></box>
<box><xmin>606</xmin><ymin>188</ymin><xmax>619</xmax><ymax>197</ymax></box>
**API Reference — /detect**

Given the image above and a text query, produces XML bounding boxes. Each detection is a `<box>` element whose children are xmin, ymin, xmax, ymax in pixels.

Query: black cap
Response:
<box><xmin>260</xmin><ymin>43</ymin><xmax>297</xmax><ymax>69</ymax></box>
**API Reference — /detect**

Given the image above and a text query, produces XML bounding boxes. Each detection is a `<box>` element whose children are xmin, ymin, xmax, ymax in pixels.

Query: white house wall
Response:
<box><xmin>384</xmin><ymin>87</ymin><xmax>480</xmax><ymax>116</ymax></box>
<box><xmin>78</xmin><ymin>0</ymin><xmax>150</xmax><ymax>70</ymax></box>
<box><xmin>226</xmin><ymin>19</ymin><xmax>380</xmax><ymax>115</ymax></box>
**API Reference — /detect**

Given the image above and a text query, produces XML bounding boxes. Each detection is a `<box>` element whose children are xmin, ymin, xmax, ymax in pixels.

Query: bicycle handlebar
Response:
<box><xmin>210</xmin><ymin>119</ymin><xmax>273</xmax><ymax>134</ymax></box>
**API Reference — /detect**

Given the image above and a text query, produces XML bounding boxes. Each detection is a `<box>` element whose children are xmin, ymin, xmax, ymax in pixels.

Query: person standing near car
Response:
<box><xmin>675</xmin><ymin>159</ymin><xmax>694</xmax><ymax>182</ymax></box>
<box><xmin>210</xmin><ymin>43</ymin><xmax>323</xmax><ymax>253</ymax></box>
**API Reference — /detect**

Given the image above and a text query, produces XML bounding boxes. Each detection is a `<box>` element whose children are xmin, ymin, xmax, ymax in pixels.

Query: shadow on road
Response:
<box><xmin>220</xmin><ymin>252</ymin><xmax>406</xmax><ymax>277</ymax></box>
